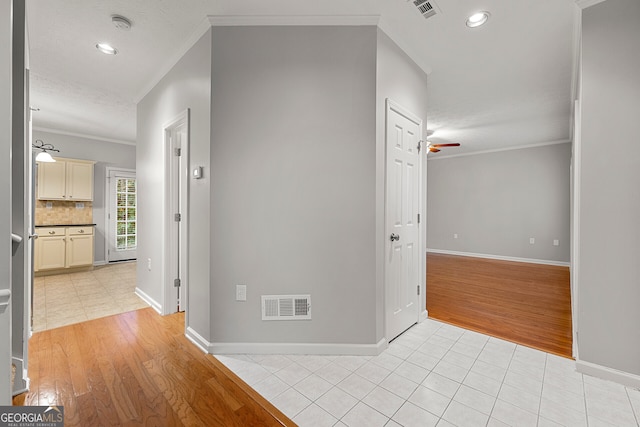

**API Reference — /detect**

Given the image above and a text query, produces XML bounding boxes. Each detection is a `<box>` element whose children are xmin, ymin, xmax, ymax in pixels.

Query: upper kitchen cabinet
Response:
<box><xmin>37</xmin><ymin>157</ymin><xmax>96</xmax><ymax>201</ymax></box>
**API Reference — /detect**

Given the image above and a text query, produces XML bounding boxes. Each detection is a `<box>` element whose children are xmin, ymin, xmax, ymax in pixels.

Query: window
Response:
<box><xmin>116</xmin><ymin>178</ymin><xmax>136</xmax><ymax>250</ymax></box>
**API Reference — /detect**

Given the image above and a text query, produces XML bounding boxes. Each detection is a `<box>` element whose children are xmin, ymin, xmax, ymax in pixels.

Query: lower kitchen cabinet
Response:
<box><xmin>35</xmin><ymin>226</ymin><xmax>94</xmax><ymax>272</ymax></box>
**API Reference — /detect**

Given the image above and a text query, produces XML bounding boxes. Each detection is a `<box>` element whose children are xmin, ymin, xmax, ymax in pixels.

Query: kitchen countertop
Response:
<box><xmin>35</xmin><ymin>224</ymin><xmax>96</xmax><ymax>227</ymax></box>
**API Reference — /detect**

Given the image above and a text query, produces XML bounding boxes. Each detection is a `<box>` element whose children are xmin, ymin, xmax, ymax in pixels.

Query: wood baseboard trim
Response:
<box><xmin>427</xmin><ymin>248</ymin><xmax>570</xmax><ymax>267</ymax></box>
<box><xmin>209</xmin><ymin>339</ymin><xmax>388</xmax><ymax>356</ymax></box>
<box><xmin>576</xmin><ymin>359</ymin><xmax>640</xmax><ymax>389</ymax></box>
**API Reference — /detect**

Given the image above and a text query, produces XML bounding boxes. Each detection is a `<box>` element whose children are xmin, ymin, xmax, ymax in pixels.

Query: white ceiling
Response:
<box><xmin>26</xmin><ymin>0</ymin><xmax>578</xmax><ymax>155</ymax></box>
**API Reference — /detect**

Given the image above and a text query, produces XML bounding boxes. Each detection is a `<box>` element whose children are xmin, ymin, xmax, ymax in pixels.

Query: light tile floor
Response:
<box><xmin>33</xmin><ymin>262</ymin><xmax>148</xmax><ymax>332</ymax></box>
<box><xmin>216</xmin><ymin>320</ymin><xmax>640</xmax><ymax>427</ymax></box>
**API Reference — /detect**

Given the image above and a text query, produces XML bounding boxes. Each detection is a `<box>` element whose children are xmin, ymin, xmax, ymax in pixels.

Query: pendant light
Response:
<box><xmin>32</xmin><ymin>139</ymin><xmax>59</xmax><ymax>162</ymax></box>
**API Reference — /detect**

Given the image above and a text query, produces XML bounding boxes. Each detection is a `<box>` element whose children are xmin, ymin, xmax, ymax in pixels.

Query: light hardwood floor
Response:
<box><xmin>13</xmin><ymin>308</ymin><xmax>295</xmax><ymax>426</ymax></box>
<box><xmin>426</xmin><ymin>252</ymin><xmax>572</xmax><ymax>358</ymax></box>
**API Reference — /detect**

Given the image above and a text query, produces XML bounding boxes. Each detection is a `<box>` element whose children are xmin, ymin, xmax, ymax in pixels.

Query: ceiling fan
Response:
<box><xmin>424</xmin><ymin>129</ymin><xmax>461</xmax><ymax>153</ymax></box>
<box><xmin>427</xmin><ymin>142</ymin><xmax>460</xmax><ymax>153</ymax></box>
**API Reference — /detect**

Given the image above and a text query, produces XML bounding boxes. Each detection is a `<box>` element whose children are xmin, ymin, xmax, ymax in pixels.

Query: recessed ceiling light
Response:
<box><xmin>96</xmin><ymin>43</ymin><xmax>118</xmax><ymax>55</ymax></box>
<box><xmin>466</xmin><ymin>11</ymin><xmax>490</xmax><ymax>28</ymax></box>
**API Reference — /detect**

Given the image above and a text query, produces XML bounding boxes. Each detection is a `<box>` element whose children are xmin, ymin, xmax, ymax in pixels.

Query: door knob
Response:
<box><xmin>390</xmin><ymin>233</ymin><xmax>400</xmax><ymax>242</ymax></box>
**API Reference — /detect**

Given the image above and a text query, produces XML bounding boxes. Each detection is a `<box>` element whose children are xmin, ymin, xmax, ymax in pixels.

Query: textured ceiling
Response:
<box><xmin>26</xmin><ymin>0</ymin><xmax>578</xmax><ymax>155</ymax></box>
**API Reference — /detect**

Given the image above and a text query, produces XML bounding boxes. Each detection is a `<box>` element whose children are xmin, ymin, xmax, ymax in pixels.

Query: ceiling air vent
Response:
<box><xmin>411</xmin><ymin>0</ymin><xmax>440</xmax><ymax>20</ymax></box>
<box><xmin>262</xmin><ymin>295</ymin><xmax>311</xmax><ymax>321</ymax></box>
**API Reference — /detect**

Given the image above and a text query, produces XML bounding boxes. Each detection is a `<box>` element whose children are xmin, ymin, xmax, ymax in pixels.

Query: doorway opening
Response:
<box><xmin>163</xmin><ymin>110</ymin><xmax>189</xmax><ymax>315</ymax></box>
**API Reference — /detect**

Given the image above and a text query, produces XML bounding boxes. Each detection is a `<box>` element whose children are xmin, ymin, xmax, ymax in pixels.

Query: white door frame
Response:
<box><xmin>104</xmin><ymin>167</ymin><xmax>137</xmax><ymax>263</ymax></box>
<box><xmin>162</xmin><ymin>110</ymin><xmax>189</xmax><ymax>316</ymax></box>
<box><xmin>384</xmin><ymin>98</ymin><xmax>426</xmax><ymax>341</ymax></box>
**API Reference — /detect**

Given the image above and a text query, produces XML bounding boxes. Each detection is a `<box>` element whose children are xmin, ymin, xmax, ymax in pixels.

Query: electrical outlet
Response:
<box><xmin>75</xmin><ymin>202</ymin><xmax>84</xmax><ymax>209</ymax></box>
<box><xmin>453</xmin><ymin>233</ymin><xmax>458</xmax><ymax>239</ymax></box>
<box><xmin>553</xmin><ymin>239</ymin><xmax>559</xmax><ymax>246</ymax></box>
<box><xmin>529</xmin><ymin>237</ymin><xmax>535</xmax><ymax>244</ymax></box>
<box><xmin>236</xmin><ymin>284</ymin><xmax>247</xmax><ymax>301</ymax></box>
<box><xmin>45</xmin><ymin>202</ymin><xmax>52</xmax><ymax>209</ymax></box>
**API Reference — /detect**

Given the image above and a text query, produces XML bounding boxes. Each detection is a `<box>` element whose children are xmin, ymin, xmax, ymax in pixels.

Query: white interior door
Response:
<box><xmin>385</xmin><ymin>100</ymin><xmax>422</xmax><ymax>342</ymax></box>
<box><xmin>107</xmin><ymin>169</ymin><xmax>137</xmax><ymax>262</ymax></box>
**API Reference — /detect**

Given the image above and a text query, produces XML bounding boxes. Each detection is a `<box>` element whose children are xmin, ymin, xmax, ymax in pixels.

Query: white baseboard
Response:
<box><xmin>419</xmin><ymin>310</ymin><xmax>429</xmax><ymax>323</ymax></box>
<box><xmin>134</xmin><ymin>287</ymin><xmax>162</xmax><ymax>314</ymax></box>
<box><xmin>11</xmin><ymin>357</ymin><xmax>29</xmax><ymax>396</ymax></box>
<box><xmin>209</xmin><ymin>338</ymin><xmax>388</xmax><ymax>356</ymax></box>
<box><xmin>185</xmin><ymin>327</ymin><xmax>210</xmax><ymax>354</ymax></box>
<box><xmin>93</xmin><ymin>260</ymin><xmax>107</xmax><ymax>266</ymax></box>
<box><xmin>427</xmin><ymin>248</ymin><xmax>570</xmax><ymax>267</ymax></box>
<box><xmin>576</xmin><ymin>359</ymin><xmax>640</xmax><ymax>389</ymax></box>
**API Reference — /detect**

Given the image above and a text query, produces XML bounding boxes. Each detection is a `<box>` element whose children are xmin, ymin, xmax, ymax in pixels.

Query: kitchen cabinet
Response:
<box><xmin>34</xmin><ymin>227</ymin><xmax>66</xmax><ymax>271</ymax></box>
<box><xmin>66</xmin><ymin>227</ymin><xmax>94</xmax><ymax>268</ymax></box>
<box><xmin>37</xmin><ymin>157</ymin><xmax>95</xmax><ymax>201</ymax></box>
<box><xmin>34</xmin><ymin>226</ymin><xmax>94</xmax><ymax>272</ymax></box>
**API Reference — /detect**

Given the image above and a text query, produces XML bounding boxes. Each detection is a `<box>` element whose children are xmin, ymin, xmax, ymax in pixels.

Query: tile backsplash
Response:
<box><xmin>35</xmin><ymin>200</ymin><xmax>93</xmax><ymax>225</ymax></box>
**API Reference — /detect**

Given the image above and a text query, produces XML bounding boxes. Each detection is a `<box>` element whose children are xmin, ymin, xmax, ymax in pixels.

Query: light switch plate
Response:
<box><xmin>236</xmin><ymin>284</ymin><xmax>247</xmax><ymax>301</ymax></box>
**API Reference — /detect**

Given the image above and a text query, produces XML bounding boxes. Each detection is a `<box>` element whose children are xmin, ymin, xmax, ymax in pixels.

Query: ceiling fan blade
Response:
<box><xmin>429</xmin><ymin>147</ymin><xmax>441</xmax><ymax>153</ymax></box>
<box><xmin>430</xmin><ymin>143</ymin><xmax>460</xmax><ymax>148</ymax></box>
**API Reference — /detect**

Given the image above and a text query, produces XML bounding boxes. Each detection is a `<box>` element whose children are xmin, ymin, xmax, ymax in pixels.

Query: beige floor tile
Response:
<box><xmin>32</xmin><ymin>262</ymin><xmax>139</xmax><ymax>332</ymax></box>
<box><xmin>85</xmin><ymin>306</ymin><xmax>123</xmax><ymax>321</ymax></box>
<box><xmin>47</xmin><ymin>314</ymin><xmax>88</xmax><ymax>330</ymax></box>
<box><xmin>74</xmin><ymin>285</ymin><xmax>105</xmax><ymax>297</ymax></box>
<box><xmin>43</xmin><ymin>274</ymin><xmax>72</xmax><ymax>284</ymax></box>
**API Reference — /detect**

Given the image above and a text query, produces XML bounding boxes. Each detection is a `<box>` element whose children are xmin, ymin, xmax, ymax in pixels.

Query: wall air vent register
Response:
<box><xmin>411</xmin><ymin>0</ymin><xmax>441</xmax><ymax>19</ymax></box>
<box><xmin>262</xmin><ymin>295</ymin><xmax>311</xmax><ymax>320</ymax></box>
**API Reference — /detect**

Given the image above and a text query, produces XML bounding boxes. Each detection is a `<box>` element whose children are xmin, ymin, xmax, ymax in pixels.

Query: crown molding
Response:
<box><xmin>575</xmin><ymin>0</ymin><xmax>608</xmax><ymax>9</ymax></box>
<box><xmin>207</xmin><ymin>14</ymin><xmax>381</xmax><ymax>27</ymax></box>
<box><xmin>134</xmin><ymin>16</ymin><xmax>212</xmax><ymax>103</ymax></box>
<box><xmin>427</xmin><ymin>139</ymin><xmax>571</xmax><ymax>160</ymax></box>
<box><xmin>33</xmin><ymin>127</ymin><xmax>136</xmax><ymax>146</ymax></box>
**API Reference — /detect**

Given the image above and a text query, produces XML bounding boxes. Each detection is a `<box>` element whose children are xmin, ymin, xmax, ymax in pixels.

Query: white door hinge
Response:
<box><xmin>174</xmin><ymin>148</ymin><xmax>181</xmax><ymax>156</ymax></box>
<box><xmin>174</xmin><ymin>278</ymin><xmax>181</xmax><ymax>288</ymax></box>
<box><xmin>174</xmin><ymin>213</ymin><xmax>181</xmax><ymax>222</ymax></box>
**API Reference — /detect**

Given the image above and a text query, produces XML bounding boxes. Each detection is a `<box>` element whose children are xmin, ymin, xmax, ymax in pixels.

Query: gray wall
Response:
<box><xmin>209</xmin><ymin>26</ymin><xmax>378</xmax><ymax>345</ymax></box>
<box><xmin>11</xmin><ymin>0</ymin><xmax>28</xmax><ymax>394</ymax></box>
<box><xmin>137</xmin><ymin>29</ymin><xmax>212</xmax><ymax>338</ymax></box>
<box><xmin>427</xmin><ymin>143</ymin><xmax>571</xmax><ymax>263</ymax></box>
<box><xmin>376</xmin><ymin>29</ymin><xmax>429</xmax><ymax>339</ymax></box>
<box><xmin>578</xmin><ymin>0</ymin><xmax>640</xmax><ymax>376</ymax></box>
<box><xmin>32</xmin><ymin>130</ymin><xmax>136</xmax><ymax>264</ymax></box>
<box><xmin>1</xmin><ymin>0</ymin><xmax>13</xmax><ymax>405</ymax></box>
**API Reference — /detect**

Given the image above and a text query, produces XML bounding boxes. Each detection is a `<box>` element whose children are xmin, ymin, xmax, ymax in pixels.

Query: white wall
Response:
<box><xmin>208</xmin><ymin>26</ymin><xmax>378</xmax><ymax>348</ymax></box>
<box><xmin>1</xmin><ymin>0</ymin><xmax>14</xmax><ymax>405</ymax></box>
<box><xmin>137</xmin><ymin>29</ymin><xmax>212</xmax><ymax>338</ymax></box>
<box><xmin>578</xmin><ymin>0</ymin><xmax>640</xmax><ymax>379</ymax></box>
<box><xmin>32</xmin><ymin>130</ymin><xmax>135</xmax><ymax>263</ymax></box>
<box><xmin>376</xmin><ymin>29</ymin><xmax>429</xmax><ymax>337</ymax></box>
<box><xmin>427</xmin><ymin>143</ymin><xmax>571</xmax><ymax>263</ymax></box>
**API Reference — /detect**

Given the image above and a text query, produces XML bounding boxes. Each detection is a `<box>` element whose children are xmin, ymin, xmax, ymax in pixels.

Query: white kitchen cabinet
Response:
<box><xmin>34</xmin><ymin>227</ymin><xmax>66</xmax><ymax>271</ymax></box>
<box><xmin>37</xmin><ymin>157</ymin><xmax>95</xmax><ymax>201</ymax></box>
<box><xmin>66</xmin><ymin>227</ymin><xmax>94</xmax><ymax>268</ymax></box>
<box><xmin>34</xmin><ymin>226</ymin><xmax>94</xmax><ymax>272</ymax></box>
